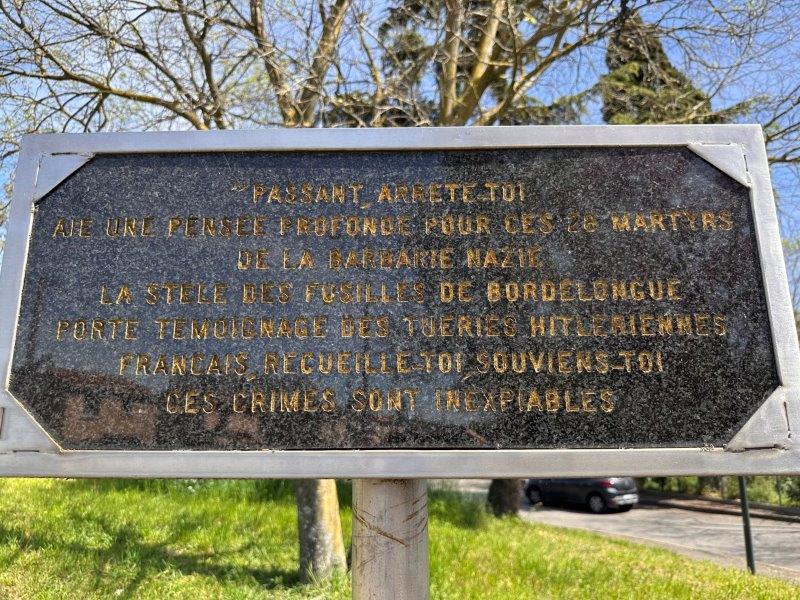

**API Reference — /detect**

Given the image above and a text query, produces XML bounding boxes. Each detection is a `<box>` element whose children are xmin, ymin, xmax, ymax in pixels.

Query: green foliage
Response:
<box><xmin>599</xmin><ymin>12</ymin><xmax>750</xmax><ymax>125</ymax></box>
<box><xmin>0</xmin><ymin>478</ymin><xmax>797</xmax><ymax>599</ymax></box>
<box><xmin>492</xmin><ymin>92</ymin><xmax>588</xmax><ymax>126</ymax></box>
<box><xmin>779</xmin><ymin>477</ymin><xmax>800</xmax><ymax>503</ymax></box>
<box><xmin>640</xmin><ymin>475</ymin><xmax>800</xmax><ymax>506</ymax></box>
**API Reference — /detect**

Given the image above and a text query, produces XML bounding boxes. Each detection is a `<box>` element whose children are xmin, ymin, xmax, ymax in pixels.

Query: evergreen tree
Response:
<box><xmin>600</xmin><ymin>13</ymin><xmax>743</xmax><ymax>125</ymax></box>
<box><xmin>602</xmin><ymin>11</ymin><xmax>753</xmax><ymax>501</ymax></box>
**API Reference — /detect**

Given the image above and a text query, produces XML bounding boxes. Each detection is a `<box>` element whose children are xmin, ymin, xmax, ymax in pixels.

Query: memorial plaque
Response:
<box><xmin>0</xmin><ymin>127</ymin><xmax>798</xmax><ymax>477</ymax></box>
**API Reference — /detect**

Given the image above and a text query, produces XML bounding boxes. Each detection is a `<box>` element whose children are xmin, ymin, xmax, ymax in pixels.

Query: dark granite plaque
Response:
<box><xmin>8</xmin><ymin>147</ymin><xmax>778</xmax><ymax>450</ymax></box>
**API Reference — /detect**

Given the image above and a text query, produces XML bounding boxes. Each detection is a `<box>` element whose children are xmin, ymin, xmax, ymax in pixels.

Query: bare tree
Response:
<box><xmin>2</xmin><ymin>2</ymin><xmax>796</xmax><ymax>133</ymax></box>
<box><xmin>1</xmin><ymin>0</ymin><xmax>799</xmax><ymax>577</ymax></box>
<box><xmin>0</xmin><ymin>1</ymin><xmax>797</xmax><ymax>137</ymax></box>
<box><xmin>0</xmin><ymin>0</ymin><xmax>357</xmax><ymax>580</ymax></box>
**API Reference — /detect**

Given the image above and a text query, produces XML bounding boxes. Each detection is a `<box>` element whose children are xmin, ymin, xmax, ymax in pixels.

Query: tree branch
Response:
<box><xmin>451</xmin><ymin>0</ymin><xmax>506</xmax><ymax>125</ymax></box>
<box><xmin>296</xmin><ymin>0</ymin><xmax>351</xmax><ymax>126</ymax></box>
<box><xmin>439</xmin><ymin>0</ymin><xmax>463</xmax><ymax>124</ymax></box>
<box><xmin>176</xmin><ymin>0</ymin><xmax>227</xmax><ymax>128</ymax></box>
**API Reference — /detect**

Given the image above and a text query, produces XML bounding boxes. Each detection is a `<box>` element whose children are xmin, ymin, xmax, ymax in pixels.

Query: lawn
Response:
<box><xmin>0</xmin><ymin>479</ymin><xmax>796</xmax><ymax>599</ymax></box>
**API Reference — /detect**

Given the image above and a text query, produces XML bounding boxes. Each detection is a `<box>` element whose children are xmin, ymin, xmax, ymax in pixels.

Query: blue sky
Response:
<box><xmin>0</xmin><ymin>2</ymin><xmax>798</xmax><ymax>293</ymax></box>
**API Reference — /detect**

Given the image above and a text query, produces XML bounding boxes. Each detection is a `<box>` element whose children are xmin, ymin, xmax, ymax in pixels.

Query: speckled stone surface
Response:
<box><xmin>8</xmin><ymin>147</ymin><xmax>779</xmax><ymax>450</ymax></box>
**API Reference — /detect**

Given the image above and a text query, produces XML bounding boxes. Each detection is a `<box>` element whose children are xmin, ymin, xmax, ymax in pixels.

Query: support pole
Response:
<box><xmin>352</xmin><ymin>479</ymin><xmax>428</xmax><ymax>600</ymax></box>
<box><xmin>738</xmin><ymin>476</ymin><xmax>756</xmax><ymax>574</ymax></box>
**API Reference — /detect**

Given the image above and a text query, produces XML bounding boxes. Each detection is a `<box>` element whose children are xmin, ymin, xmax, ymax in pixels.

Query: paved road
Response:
<box><xmin>436</xmin><ymin>480</ymin><xmax>800</xmax><ymax>580</ymax></box>
<box><xmin>523</xmin><ymin>503</ymin><xmax>800</xmax><ymax>580</ymax></box>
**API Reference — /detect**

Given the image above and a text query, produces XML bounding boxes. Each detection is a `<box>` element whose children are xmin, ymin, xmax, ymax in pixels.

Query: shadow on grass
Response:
<box><xmin>0</xmin><ymin>502</ymin><xmax>299</xmax><ymax>598</ymax></box>
<box><xmin>64</xmin><ymin>480</ymin><xmax>489</xmax><ymax>530</ymax></box>
<box><xmin>9</xmin><ymin>478</ymin><xmax>487</xmax><ymax>597</ymax></box>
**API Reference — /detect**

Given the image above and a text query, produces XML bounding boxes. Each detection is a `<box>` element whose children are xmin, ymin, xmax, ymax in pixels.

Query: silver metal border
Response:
<box><xmin>1</xmin><ymin>125</ymin><xmax>798</xmax><ymax>477</ymax></box>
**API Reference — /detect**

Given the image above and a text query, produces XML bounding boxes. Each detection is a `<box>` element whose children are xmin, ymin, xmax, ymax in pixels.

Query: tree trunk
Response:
<box><xmin>295</xmin><ymin>479</ymin><xmax>347</xmax><ymax>583</ymax></box>
<box><xmin>487</xmin><ymin>479</ymin><xmax>522</xmax><ymax>516</ymax></box>
<box><xmin>697</xmin><ymin>476</ymin><xmax>714</xmax><ymax>495</ymax></box>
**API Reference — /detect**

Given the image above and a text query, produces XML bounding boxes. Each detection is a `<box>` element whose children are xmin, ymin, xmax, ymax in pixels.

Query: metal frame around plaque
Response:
<box><xmin>0</xmin><ymin>125</ymin><xmax>798</xmax><ymax>478</ymax></box>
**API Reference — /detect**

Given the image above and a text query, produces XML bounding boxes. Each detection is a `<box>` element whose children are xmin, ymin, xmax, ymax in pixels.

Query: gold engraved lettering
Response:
<box><xmin>503</xmin><ymin>213</ymin><xmax>553</xmax><ymax>234</ymax></box>
<box><xmin>424</xmin><ymin>214</ymin><xmax>490</xmax><ymax>236</ymax></box>
<box><xmin>242</xmin><ymin>282</ymin><xmax>292</xmax><ymax>304</ymax></box>
<box><xmin>237</xmin><ymin>249</ymin><xmax>269</xmax><ymax>270</ymax></box>
<box><xmin>119</xmin><ymin>352</ymin><xmax>248</xmax><ymax>376</ymax></box>
<box><xmin>475</xmin><ymin>349</ymin><xmax>664</xmax><ymax>375</ymax></box>
<box><xmin>466</xmin><ymin>246</ymin><xmax>541</xmax><ymax>268</ymax></box>
<box><xmin>351</xmin><ymin>388</ymin><xmax>417</xmax><ymax>412</ymax></box>
<box><xmin>304</xmin><ymin>281</ymin><xmax>425</xmax><ymax>304</ymax></box>
<box><xmin>145</xmin><ymin>282</ymin><xmax>228</xmax><ymax>305</ymax></box>
<box><xmin>283</xmin><ymin>249</ymin><xmax>314</xmax><ymax>269</ymax></box>
<box><xmin>488</xmin><ymin>278</ymin><xmax>681</xmax><ymax>304</ymax></box>
<box><xmin>440</xmin><ymin>281</ymin><xmax>472</xmax><ymax>303</ymax></box>
<box><xmin>99</xmin><ymin>284</ymin><xmax>132</xmax><ymax>305</ymax></box>
<box><xmin>56</xmin><ymin>318</ymin><xmax>138</xmax><ymax>341</ymax></box>
<box><xmin>105</xmin><ymin>217</ymin><xmax>153</xmax><ymax>237</ymax></box>
<box><xmin>328</xmin><ymin>247</ymin><xmax>454</xmax><ymax>270</ymax></box>
<box><xmin>433</xmin><ymin>387</ymin><xmax>611</xmax><ymax>413</ymax></box>
<box><xmin>53</xmin><ymin>217</ymin><xmax>92</xmax><ymax>237</ymax></box>
<box><xmin>612</xmin><ymin>210</ymin><xmax>733</xmax><ymax>233</ymax></box>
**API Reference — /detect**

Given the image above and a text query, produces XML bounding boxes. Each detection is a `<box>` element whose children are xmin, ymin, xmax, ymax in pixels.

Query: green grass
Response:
<box><xmin>0</xmin><ymin>479</ymin><xmax>796</xmax><ymax>599</ymax></box>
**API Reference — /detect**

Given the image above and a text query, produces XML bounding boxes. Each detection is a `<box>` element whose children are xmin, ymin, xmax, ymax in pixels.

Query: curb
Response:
<box><xmin>639</xmin><ymin>495</ymin><xmax>800</xmax><ymax>524</ymax></box>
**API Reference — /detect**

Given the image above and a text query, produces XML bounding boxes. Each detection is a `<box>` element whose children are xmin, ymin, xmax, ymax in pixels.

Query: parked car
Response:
<box><xmin>525</xmin><ymin>477</ymin><xmax>638</xmax><ymax>513</ymax></box>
